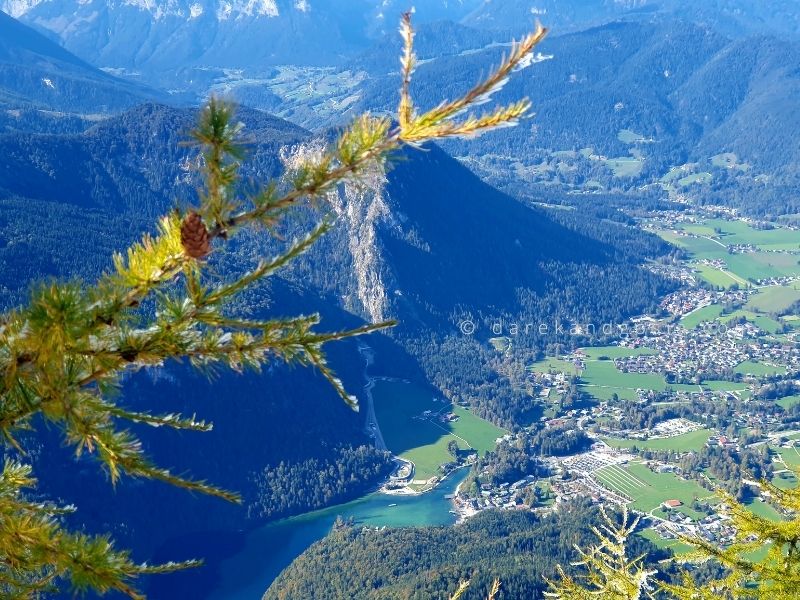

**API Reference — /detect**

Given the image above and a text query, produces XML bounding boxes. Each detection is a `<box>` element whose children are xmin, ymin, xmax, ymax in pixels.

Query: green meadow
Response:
<box><xmin>702</xmin><ymin>218</ymin><xmax>800</xmax><ymax>252</ymax></box>
<box><xmin>747</xmin><ymin>285</ymin><xmax>800</xmax><ymax>313</ymax></box>
<box><xmin>638</xmin><ymin>528</ymin><xmax>693</xmax><ymax>555</ymax></box>
<box><xmin>701</xmin><ymin>380</ymin><xmax>750</xmax><ymax>399</ymax></box>
<box><xmin>777</xmin><ymin>395</ymin><xmax>800</xmax><ymax>410</ymax></box>
<box><xmin>695</xmin><ymin>264</ymin><xmax>742</xmax><ymax>288</ymax></box>
<box><xmin>734</xmin><ymin>360</ymin><xmax>787</xmax><ymax>377</ymax></box>
<box><xmin>677</xmin><ymin>172</ymin><xmax>712</xmax><ymax>186</ymax></box>
<box><xmin>772</xmin><ymin>445</ymin><xmax>800</xmax><ymax>468</ymax></box>
<box><xmin>372</xmin><ymin>380</ymin><xmax>507</xmax><ymax>481</ymax></box>
<box><xmin>579</xmin><ymin>346</ymin><xmax>657</xmax><ymax>360</ymax></box>
<box><xmin>617</xmin><ymin>129</ymin><xmax>649</xmax><ymax>143</ymax></box>
<box><xmin>711</xmin><ymin>152</ymin><xmax>750</xmax><ymax>171</ymax></box>
<box><xmin>527</xmin><ymin>357</ymin><xmax>580</xmax><ymax>375</ymax></box>
<box><xmin>657</xmin><ymin>219</ymin><xmax>800</xmax><ymax>284</ymax></box>
<box><xmin>681</xmin><ymin>305</ymin><xmax>724</xmax><ymax>328</ymax></box>
<box><xmin>667</xmin><ymin>383</ymin><xmax>703</xmax><ymax>392</ymax></box>
<box><xmin>718</xmin><ymin>310</ymin><xmax>783</xmax><ymax>334</ymax></box>
<box><xmin>581</xmin><ymin>361</ymin><xmax>665</xmax><ymax>389</ymax></box>
<box><xmin>450</xmin><ymin>406</ymin><xmax>507</xmax><ymax>455</ymax></box>
<box><xmin>604</xmin><ymin>157</ymin><xmax>643</xmax><ymax>177</ymax></box>
<box><xmin>744</xmin><ymin>498</ymin><xmax>783</xmax><ymax>521</ymax></box>
<box><xmin>602</xmin><ymin>429</ymin><xmax>711</xmax><ymax>452</ymax></box>
<box><xmin>595</xmin><ymin>462</ymin><xmax>710</xmax><ymax>517</ymax></box>
<box><xmin>773</xmin><ymin>471</ymin><xmax>799</xmax><ymax>490</ymax></box>
<box><xmin>579</xmin><ymin>360</ymin><xmax>665</xmax><ymax>401</ymax></box>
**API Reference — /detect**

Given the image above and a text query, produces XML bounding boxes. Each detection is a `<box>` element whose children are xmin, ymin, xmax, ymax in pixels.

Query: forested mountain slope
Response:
<box><xmin>0</xmin><ymin>104</ymin><xmax>399</xmax><ymax>566</ymax></box>
<box><xmin>0</xmin><ymin>10</ymin><xmax>162</xmax><ymax>111</ymax></box>
<box><xmin>335</xmin><ymin>18</ymin><xmax>800</xmax><ymax>217</ymax></box>
<box><xmin>0</xmin><ymin>101</ymin><xmax>674</xmax><ymax>584</ymax></box>
<box><xmin>463</xmin><ymin>0</ymin><xmax>800</xmax><ymax>39</ymax></box>
<box><xmin>1</xmin><ymin>0</ymin><xmax>482</xmax><ymax>78</ymax></box>
<box><xmin>266</xmin><ymin>501</ymin><xmax>669</xmax><ymax>599</ymax></box>
<box><xmin>0</xmin><ymin>102</ymin><xmax>674</xmax><ymax>427</ymax></box>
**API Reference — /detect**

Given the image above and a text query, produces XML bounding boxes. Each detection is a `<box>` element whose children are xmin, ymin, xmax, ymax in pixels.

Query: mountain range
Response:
<box><xmin>2</xmin><ymin>2</ymin><xmax>798</xmax><ymax>596</ymax></box>
<box><xmin>0</xmin><ymin>0</ymin><xmax>487</xmax><ymax>79</ymax></box>
<box><xmin>5</xmin><ymin>0</ymin><xmax>800</xmax><ymax>86</ymax></box>
<box><xmin>328</xmin><ymin>17</ymin><xmax>800</xmax><ymax>217</ymax></box>
<box><xmin>463</xmin><ymin>0</ymin><xmax>800</xmax><ymax>38</ymax></box>
<box><xmin>0</xmin><ymin>9</ymin><xmax>162</xmax><ymax>112</ymax></box>
<box><xmin>0</xmin><ymin>95</ymin><xmax>673</xmax><ymax>572</ymax></box>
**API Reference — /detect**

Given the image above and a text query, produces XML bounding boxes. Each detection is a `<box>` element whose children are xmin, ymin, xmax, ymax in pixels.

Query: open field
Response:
<box><xmin>711</xmin><ymin>152</ymin><xmax>750</xmax><ymax>171</ymax></box>
<box><xmin>579</xmin><ymin>385</ymin><xmax>640</xmax><ymax>401</ymax></box>
<box><xmin>372</xmin><ymin>381</ymin><xmax>506</xmax><ymax>480</ymax></box>
<box><xmin>602</xmin><ymin>429</ymin><xmax>711</xmax><ymax>452</ymax></box>
<box><xmin>677</xmin><ymin>172</ymin><xmax>712</xmax><ymax>186</ymax></box>
<box><xmin>657</xmin><ymin>220</ymin><xmax>800</xmax><ymax>282</ymax></box>
<box><xmin>579</xmin><ymin>346</ymin><xmax>657</xmax><ymax>360</ymax></box>
<box><xmin>773</xmin><ymin>471</ymin><xmax>799</xmax><ymax>490</ymax></box>
<box><xmin>657</xmin><ymin>232</ymin><xmax>725</xmax><ymax>258</ymax></box>
<box><xmin>660</xmin><ymin>164</ymin><xmax>694</xmax><ymax>183</ymax></box>
<box><xmin>671</xmin><ymin>217</ymin><xmax>799</xmax><ymax>252</ymax></box>
<box><xmin>773</xmin><ymin>445</ymin><xmax>800</xmax><ymax>468</ymax></box>
<box><xmin>450</xmin><ymin>406</ymin><xmax>507</xmax><ymax>455</ymax></box>
<box><xmin>488</xmin><ymin>337</ymin><xmax>511</xmax><ymax>352</ymax></box>
<box><xmin>718</xmin><ymin>310</ymin><xmax>783</xmax><ymax>333</ymax></box>
<box><xmin>527</xmin><ymin>357</ymin><xmax>580</xmax><ymax>375</ymax></box>
<box><xmin>580</xmin><ymin>361</ymin><xmax>664</xmax><ymax>394</ymax></box>
<box><xmin>682</xmin><ymin>224</ymin><xmax>719</xmax><ymax>237</ymax></box>
<box><xmin>667</xmin><ymin>383</ymin><xmax>703</xmax><ymax>393</ymax></box>
<box><xmin>681</xmin><ymin>305</ymin><xmax>724</xmax><ymax>328</ymax></box>
<box><xmin>735</xmin><ymin>360</ymin><xmax>787</xmax><ymax>377</ymax></box>
<box><xmin>745</xmin><ymin>498</ymin><xmax>783</xmax><ymax>522</ymax></box>
<box><xmin>728</xmin><ymin>252</ymin><xmax>800</xmax><ymax>280</ymax></box>
<box><xmin>578</xmin><ymin>355</ymin><xmax>665</xmax><ymax>401</ymax></box>
<box><xmin>617</xmin><ymin>129</ymin><xmax>649</xmax><ymax>143</ymax></box>
<box><xmin>702</xmin><ymin>218</ymin><xmax>800</xmax><ymax>252</ymax></box>
<box><xmin>604</xmin><ymin>157</ymin><xmax>643</xmax><ymax>177</ymax></box>
<box><xmin>401</xmin><ymin>438</ymin><xmax>467</xmax><ymax>481</ymax></box>
<box><xmin>694</xmin><ymin>264</ymin><xmax>742</xmax><ymax>288</ymax></box>
<box><xmin>747</xmin><ymin>285</ymin><xmax>800</xmax><ymax>313</ymax></box>
<box><xmin>702</xmin><ymin>380</ymin><xmax>748</xmax><ymax>391</ymax></box>
<box><xmin>595</xmin><ymin>462</ymin><xmax>710</xmax><ymax>517</ymax></box>
<box><xmin>777</xmin><ymin>395</ymin><xmax>800</xmax><ymax>410</ymax></box>
<box><xmin>638</xmin><ymin>528</ymin><xmax>693</xmax><ymax>555</ymax></box>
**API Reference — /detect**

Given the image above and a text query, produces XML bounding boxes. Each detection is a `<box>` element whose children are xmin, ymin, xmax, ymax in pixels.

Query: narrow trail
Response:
<box><xmin>701</xmin><ymin>235</ymin><xmax>727</xmax><ymax>249</ymax></box>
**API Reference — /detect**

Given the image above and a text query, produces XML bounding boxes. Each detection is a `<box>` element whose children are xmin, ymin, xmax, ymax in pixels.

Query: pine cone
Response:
<box><xmin>181</xmin><ymin>212</ymin><xmax>210</xmax><ymax>259</ymax></box>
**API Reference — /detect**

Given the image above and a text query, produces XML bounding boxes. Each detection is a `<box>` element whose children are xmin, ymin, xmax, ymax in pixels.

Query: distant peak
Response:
<box><xmin>3</xmin><ymin>0</ymin><xmax>310</xmax><ymax>20</ymax></box>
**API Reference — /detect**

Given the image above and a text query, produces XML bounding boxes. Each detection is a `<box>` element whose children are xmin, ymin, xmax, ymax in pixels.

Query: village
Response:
<box><xmin>449</xmin><ymin>204</ymin><xmax>800</xmax><ymax>551</ymax></box>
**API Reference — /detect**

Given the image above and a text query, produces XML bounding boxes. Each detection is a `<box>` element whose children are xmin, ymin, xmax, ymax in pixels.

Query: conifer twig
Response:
<box><xmin>0</xmin><ymin>13</ymin><xmax>550</xmax><ymax>597</ymax></box>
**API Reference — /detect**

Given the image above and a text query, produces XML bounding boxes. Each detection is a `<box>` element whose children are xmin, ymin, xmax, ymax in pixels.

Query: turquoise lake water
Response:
<box><xmin>148</xmin><ymin>469</ymin><xmax>466</xmax><ymax>599</ymax></box>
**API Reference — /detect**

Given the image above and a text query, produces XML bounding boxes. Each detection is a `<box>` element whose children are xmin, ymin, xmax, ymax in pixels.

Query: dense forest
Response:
<box><xmin>459</xmin><ymin>426</ymin><xmax>591</xmax><ymax>499</ymax></box>
<box><xmin>266</xmin><ymin>500</ymin><xmax>669</xmax><ymax>599</ymax></box>
<box><xmin>249</xmin><ymin>445</ymin><xmax>393</xmax><ymax>520</ymax></box>
<box><xmin>0</xmin><ymin>10</ymin><xmax>161</xmax><ymax>112</ymax></box>
<box><xmin>0</xmin><ymin>103</ymin><xmax>679</xmax><ymax>571</ymax></box>
<box><xmin>0</xmin><ymin>105</ymin><xmax>677</xmax><ymax>433</ymax></box>
<box><xmin>341</xmin><ymin>19</ymin><xmax>800</xmax><ymax>219</ymax></box>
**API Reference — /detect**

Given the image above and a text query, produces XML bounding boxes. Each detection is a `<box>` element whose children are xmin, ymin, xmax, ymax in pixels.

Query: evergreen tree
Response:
<box><xmin>450</xmin><ymin>578</ymin><xmax>501</xmax><ymax>600</ymax></box>
<box><xmin>544</xmin><ymin>506</ymin><xmax>657</xmax><ymax>600</ymax></box>
<box><xmin>664</xmin><ymin>470</ymin><xmax>800</xmax><ymax>599</ymax></box>
<box><xmin>0</xmin><ymin>14</ymin><xmax>548</xmax><ymax>598</ymax></box>
<box><xmin>545</xmin><ymin>469</ymin><xmax>800</xmax><ymax>599</ymax></box>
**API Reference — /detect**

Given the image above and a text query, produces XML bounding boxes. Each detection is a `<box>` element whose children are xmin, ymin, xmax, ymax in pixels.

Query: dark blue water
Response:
<box><xmin>148</xmin><ymin>469</ymin><xmax>467</xmax><ymax>599</ymax></box>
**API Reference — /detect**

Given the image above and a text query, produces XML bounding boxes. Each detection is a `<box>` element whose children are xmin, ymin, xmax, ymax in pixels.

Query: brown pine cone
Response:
<box><xmin>181</xmin><ymin>211</ymin><xmax>210</xmax><ymax>259</ymax></box>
